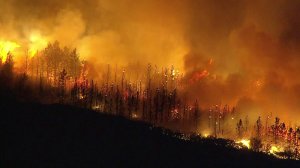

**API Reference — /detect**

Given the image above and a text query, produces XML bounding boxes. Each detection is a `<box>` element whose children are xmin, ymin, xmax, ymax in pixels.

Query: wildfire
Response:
<box><xmin>190</xmin><ymin>70</ymin><xmax>210</xmax><ymax>83</ymax></box>
<box><xmin>236</xmin><ymin>139</ymin><xmax>251</xmax><ymax>149</ymax></box>
<box><xmin>92</xmin><ymin>105</ymin><xmax>100</xmax><ymax>110</ymax></box>
<box><xmin>269</xmin><ymin>146</ymin><xmax>283</xmax><ymax>155</ymax></box>
<box><xmin>0</xmin><ymin>40</ymin><xmax>20</xmax><ymax>62</ymax></box>
<box><xmin>203</xmin><ymin>133</ymin><xmax>209</xmax><ymax>138</ymax></box>
<box><xmin>28</xmin><ymin>33</ymin><xmax>48</xmax><ymax>58</ymax></box>
<box><xmin>132</xmin><ymin>113</ymin><xmax>139</xmax><ymax>119</ymax></box>
<box><xmin>0</xmin><ymin>33</ymin><xmax>48</xmax><ymax>63</ymax></box>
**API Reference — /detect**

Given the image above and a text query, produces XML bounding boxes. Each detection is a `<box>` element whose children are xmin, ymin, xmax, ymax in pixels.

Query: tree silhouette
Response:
<box><xmin>236</xmin><ymin>119</ymin><xmax>244</xmax><ymax>138</ymax></box>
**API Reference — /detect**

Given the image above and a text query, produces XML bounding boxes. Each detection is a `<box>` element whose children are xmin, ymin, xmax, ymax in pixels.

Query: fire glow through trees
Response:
<box><xmin>1</xmin><ymin>0</ymin><xmax>300</xmax><ymax>160</ymax></box>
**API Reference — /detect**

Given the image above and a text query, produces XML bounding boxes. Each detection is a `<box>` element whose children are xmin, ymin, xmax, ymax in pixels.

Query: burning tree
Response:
<box><xmin>29</xmin><ymin>41</ymin><xmax>81</xmax><ymax>87</ymax></box>
<box><xmin>250</xmin><ymin>137</ymin><xmax>263</xmax><ymax>152</ymax></box>
<box><xmin>236</xmin><ymin>119</ymin><xmax>244</xmax><ymax>138</ymax></box>
<box><xmin>0</xmin><ymin>52</ymin><xmax>14</xmax><ymax>84</ymax></box>
<box><xmin>58</xmin><ymin>69</ymin><xmax>67</xmax><ymax>103</ymax></box>
<box><xmin>255</xmin><ymin>116</ymin><xmax>263</xmax><ymax>138</ymax></box>
<box><xmin>273</xmin><ymin>117</ymin><xmax>280</xmax><ymax>143</ymax></box>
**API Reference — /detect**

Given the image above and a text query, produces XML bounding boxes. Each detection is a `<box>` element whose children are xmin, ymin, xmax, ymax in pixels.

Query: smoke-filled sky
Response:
<box><xmin>1</xmin><ymin>0</ymin><xmax>300</xmax><ymax>122</ymax></box>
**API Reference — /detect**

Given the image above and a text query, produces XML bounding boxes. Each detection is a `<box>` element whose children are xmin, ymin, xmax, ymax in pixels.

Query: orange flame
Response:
<box><xmin>189</xmin><ymin>70</ymin><xmax>210</xmax><ymax>84</ymax></box>
<box><xmin>28</xmin><ymin>33</ymin><xmax>48</xmax><ymax>58</ymax></box>
<box><xmin>0</xmin><ymin>40</ymin><xmax>20</xmax><ymax>62</ymax></box>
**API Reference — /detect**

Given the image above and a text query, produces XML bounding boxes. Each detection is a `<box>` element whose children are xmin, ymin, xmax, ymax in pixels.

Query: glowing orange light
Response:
<box><xmin>209</xmin><ymin>58</ymin><xmax>213</xmax><ymax>65</ymax></box>
<box><xmin>269</xmin><ymin>146</ymin><xmax>282</xmax><ymax>155</ymax></box>
<box><xmin>132</xmin><ymin>113</ymin><xmax>139</xmax><ymax>119</ymax></box>
<box><xmin>28</xmin><ymin>33</ymin><xmax>48</xmax><ymax>58</ymax></box>
<box><xmin>203</xmin><ymin>133</ymin><xmax>209</xmax><ymax>138</ymax></box>
<box><xmin>237</xmin><ymin>139</ymin><xmax>251</xmax><ymax>149</ymax></box>
<box><xmin>0</xmin><ymin>40</ymin><xmax>20</xmax><ymax>62</ymax></box>
<box><xmin>255</xmin><ymin>80</ymin><xmax>263</xmax><ymax>88</ymax></box>
<box><xmin>190</xmin><ymin>70</ymin><xmax>210</xmax><ymax>83</ymax></box>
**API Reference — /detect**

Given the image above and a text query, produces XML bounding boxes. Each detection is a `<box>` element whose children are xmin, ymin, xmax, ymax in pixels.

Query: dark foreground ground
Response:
<box><xmin>1</xmin><ymin>101</ymin><xmax>300</xmax><ymax>168</ymax></box>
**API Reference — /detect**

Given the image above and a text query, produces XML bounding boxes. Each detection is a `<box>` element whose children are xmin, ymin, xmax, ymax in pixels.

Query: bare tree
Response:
<box><xmin>255</xmin><ymin>116</ymin><xmax>263</xmax><ymax>138</ymax></box>
<box><xmin>58</xmin><ymin>69</ymin><xmax>67</xmax><ymax>104</ymax></box>
<box><xmin>236</xmin><ymin>119</ymin><xmax>244</xmax><ymax>138</ymax></box>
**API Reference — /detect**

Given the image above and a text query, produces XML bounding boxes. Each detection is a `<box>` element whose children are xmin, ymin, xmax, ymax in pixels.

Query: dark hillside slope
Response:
<box><xmin>1</xmin><ymin>101</ymin><xmax>299</xmax><ymax>167</ymax></box>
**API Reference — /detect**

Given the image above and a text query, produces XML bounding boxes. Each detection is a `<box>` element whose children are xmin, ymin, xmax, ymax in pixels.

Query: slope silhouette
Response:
<box><xmin>2</xmin><ymin>100</ymin><xmax>299</xmax><ymax>167</ymax></box>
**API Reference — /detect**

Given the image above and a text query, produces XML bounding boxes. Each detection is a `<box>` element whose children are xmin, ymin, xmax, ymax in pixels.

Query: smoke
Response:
<box><xmin>1</xmin><ymin>0</ymin><xmax>300</xmax><ymax>122</ymax></box>
<box><xmin>181</xmin><ymin>0</ymin><xmax>300</xmax><ymax>122</ymax></box>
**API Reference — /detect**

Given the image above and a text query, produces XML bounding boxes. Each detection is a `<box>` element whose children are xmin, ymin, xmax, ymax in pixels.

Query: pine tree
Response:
<box><xmin>274</xmin><ymin>117</ymin><xmax>280</xmax><ymax>143</ymax></box>
<box><xmin>256</xmin><ymin>116</ymin><xmax>263</xmax><ymax>138</ymax></box>
<box><xmin>58</xmin><ymin>69</ymin><xmax>67</xmax><ymax>104</ymax></box>
<box><xmin>236</xmin><ymin>119</ymin><xmax>244</xmax><ymax>138</ymax></box>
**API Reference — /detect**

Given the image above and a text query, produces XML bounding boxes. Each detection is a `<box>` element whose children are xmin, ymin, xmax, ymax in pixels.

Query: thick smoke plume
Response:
<box><xmin>1</xmin><ymin>0</ymin><xmax>300</xmax><ymax>122</ymax></box>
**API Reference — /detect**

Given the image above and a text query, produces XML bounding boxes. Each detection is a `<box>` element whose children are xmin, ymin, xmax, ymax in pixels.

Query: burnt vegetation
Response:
<box><xmin>1</xmin><ymin>42</ymin><xmax>300</xmax><ymax>166</ymax></box>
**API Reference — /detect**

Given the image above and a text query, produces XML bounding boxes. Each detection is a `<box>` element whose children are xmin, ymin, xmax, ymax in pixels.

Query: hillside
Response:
<box><xmin>1</xmin><ymin>101</ymin><xmax>299</xmax><ymax>167</ymax></box>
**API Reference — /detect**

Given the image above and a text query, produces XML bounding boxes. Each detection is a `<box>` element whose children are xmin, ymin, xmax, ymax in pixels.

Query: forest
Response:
<box><xmin>1</xmin><ymin>41</ymin><xmax>300</xmax><ymax>160</ymax></box>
